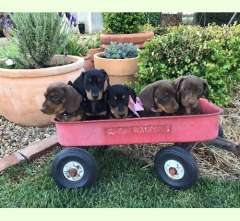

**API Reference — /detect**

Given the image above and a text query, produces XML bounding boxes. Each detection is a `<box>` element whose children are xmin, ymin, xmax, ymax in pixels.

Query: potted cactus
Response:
<box><xmin>94</xmin><ymin>42</ymin><xmax>138</xmax><ymax>85</ymax></box>
<box><xmin>100</xmin><ymin>13</ymin><xmax>154</xmax><ymax>49</ymax></box>
<box><xmin>0</xmin><ymin>13</ymin><xmax>84</xmax><ymax>126</ymax></box>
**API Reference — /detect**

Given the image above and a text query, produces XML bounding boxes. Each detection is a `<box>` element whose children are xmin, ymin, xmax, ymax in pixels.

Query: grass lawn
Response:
<box><xmin>0</xmin><ymin>148</ymin><xmax>239</xmax><ymax>208</ymax></box>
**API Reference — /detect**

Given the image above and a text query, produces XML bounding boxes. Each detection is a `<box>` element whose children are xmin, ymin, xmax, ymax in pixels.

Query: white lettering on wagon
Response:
<box><xmin>105</xmin><ymin>125</ymin><xmax>171</xmax><ymax>136</ymax></box>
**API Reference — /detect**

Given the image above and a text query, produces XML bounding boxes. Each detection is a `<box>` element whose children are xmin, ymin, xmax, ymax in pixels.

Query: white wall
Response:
<box><xmin>77</xmin><ymin>12</ymin><xmax>103</xmax><ymax>34</ymax></box>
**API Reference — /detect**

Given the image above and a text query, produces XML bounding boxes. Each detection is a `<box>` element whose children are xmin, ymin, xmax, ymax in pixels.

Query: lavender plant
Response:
<box><xmin>10</xmin><ymin>13</ymin><xmax>71</xmax><ymax>68</ymax></box>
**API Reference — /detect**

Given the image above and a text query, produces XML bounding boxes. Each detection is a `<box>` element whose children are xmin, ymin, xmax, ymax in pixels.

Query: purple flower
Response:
<box><xmin>62</xmin><ymin>12</ymin><xmax>77</xmax><ymax>27</ymax></box>
<box><xmin>0</xmin><ymin>13</ymin><xmax>13</xmax><ymax>29</ymax></box>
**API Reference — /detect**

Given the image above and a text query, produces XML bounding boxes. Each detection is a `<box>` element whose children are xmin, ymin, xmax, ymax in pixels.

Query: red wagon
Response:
<box><xmin>52</xmin><ymin>99</ymin><xmax>238</xmax><ymax>189</ymax></box>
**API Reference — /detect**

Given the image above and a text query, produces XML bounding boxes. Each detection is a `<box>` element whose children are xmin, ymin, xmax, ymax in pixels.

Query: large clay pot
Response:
<box><xmin>100</xmin><ymin>32</ymin><xmax>154</xmax><ymax>49</ymax></box>
<box><xmin>83</xmin><ymin>47</ymin><xmax>104</xmax><ymax>71</ymax></box>
<box><xmin>0</xmin><ymin>55</ymin><xmax>84</xmax><ymax>126</ymax></box>
<box><xmin>94</xmin><ymin>52</ymin><xmax>138</xmax><ymax>85</ymax></box>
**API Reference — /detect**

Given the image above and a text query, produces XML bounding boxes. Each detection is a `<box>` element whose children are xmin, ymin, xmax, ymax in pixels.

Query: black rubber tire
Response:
<box><xmin>218</xmin><ymin>125</ymin><xmax>224</xmax><ymax>138</ymax></box>
<box><xmin>154</xmin><ymin>146</ymin><xmax>199</xmax><ymax>190</ymax></box>
<box><xmin>52</xmin><ymin>148</ymin><xmax>97</xmax><ymax>189</ymax></box>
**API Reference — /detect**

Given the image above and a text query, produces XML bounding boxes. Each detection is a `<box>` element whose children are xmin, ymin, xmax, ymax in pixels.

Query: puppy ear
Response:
<box><xmin>79</xmin><ymin>71</ymin><xmax>85</xmax><ymax>83</ymax></box>
<box><xmin>202</xmin><ymin>79</ymin><xmax>209</xmax><ymax>98</ymax></box>
<box><xmin>174</xmin><ymin>76</ymin><xmax>186</xmax><ymax>101</ymax></box>
<box><xmin>127</xmin><ymin>87</ymin><xmax>137</xmax><ymax>103</ymax></box>
<box><xmin>63</xmin><ymin>86</ymin><xmax>82</xmax><ymax>113</ymax></box>
<box><xmin>71</xmin><ymin>72</ymin><xmax>86</xmax><ymax>95</ymax></box>
<box><xmin>139</xmin><ymin>84</ymin><xmax>156</xmax><ymax>111</ymax></box>
<box><xmin>100</xmin><ymin>69</ymin><xmax>110</xmax><ymax>91</ymax></box>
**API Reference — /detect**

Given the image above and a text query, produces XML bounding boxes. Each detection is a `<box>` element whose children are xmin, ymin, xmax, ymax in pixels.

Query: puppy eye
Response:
<box><xmin>51</xmin><ymin>95</ymin><xmax>59</xmax><ymax>100</ymax></box>
<box><xmin>114</xmin><ymin>96</ymin><xmax>118</xmax><ymax>100</ymax></box>
<box><xmin>160</xmin><ymin>94</ymin><xmax>169</xmax><ymax>100</ymax></box>
<box><xmin>122</xmin><ymin>95</ymin><xmax>125</xmax><ymax>99</ymax></box>
<box><xmin>197</xmin><ymin>88</ymin><xmax>202</xmax><ymax>94</ymax></box>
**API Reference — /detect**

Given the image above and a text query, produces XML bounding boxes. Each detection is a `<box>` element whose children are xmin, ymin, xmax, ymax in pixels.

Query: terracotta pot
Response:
<box><xmin>100</xmin><ymin>32</ymin><xmax>154</xmax><ymax>49</ymax></box>
<box><xmin>94</xmin><ymin>52</ymin><xmax>138</xmax><ymax>85</ymax></box>
<box><xmin>83</xmin><ymin>48</ymin><xmax>104</xmax><ymax>71</ymax></box>
<box><xmin>0</xmin><ymin>55</ymin><xmax>84</xmax><ymax>126</ymax></box>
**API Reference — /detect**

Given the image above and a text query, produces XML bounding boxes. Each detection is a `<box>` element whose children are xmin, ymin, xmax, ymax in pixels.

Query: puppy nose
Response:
<box><xmin>119</xmin><ymin>113</ymin><xmax>126</xmax><ymax>118</ymax></box>
<box><xmin>118</xmin><ymin>107</ymin><xmax>125</xmax><ymax>113</ymax></box>
<box><xmin>40</xmin><ymin>108</ymin><xmax>46</xmax><ymax>113</ymax></box>
<box><xmin>188</xmin><ymin>98</ymin><xmax>196</xmax><ymax>105</ymax></box>
<box><xmin>92</xmin><ymin>94</ymin><xmax>99</xmax><ymax>99</ymax></box>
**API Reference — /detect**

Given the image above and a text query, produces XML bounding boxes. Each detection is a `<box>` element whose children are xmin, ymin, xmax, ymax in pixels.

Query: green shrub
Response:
<box><xmin>136</xmin><ymin>24</ymin><xmax>240</xmax><ymax>106</ymax></box>
<box><xmin>64</xmin><ymin>33</ymin><xmax>101</xmax><ymax>57</ymax></box>
<box><xmin>10</xmin><ymin>13</ymin><xmax>71</xmax><ymax>69</ymax></box>
<box><xmin>143</xmin><ymin>13</ymin><xmax>161</xmax><ymax>27</ymax></box>
<box><xmin>64</xmin><ymin>33</ymin><xmax>88</xmax><ymax>56</ymax></box>
<box><xmin>103</xmin><ymin>13</ymin><xmax>145</xmax><ymax>34</ymax></box>
<box><xmin>84</xmin><ymin>33</ymin><xmax>101</xmax><ymax>49</ymax></box>
<box><xmin>0</xmin><ymin>41</ymin><xmax>22</xmax><ymax>68</ymax></box>
<box><xmin>102</xmin><ymin>42</ymin><xmax>138</xmax><ymax>59</ymax></box>
<box><xmin>153</xmin><ymin>26</ymin><xmax>169</xmax><ymax>35</ymax></box>
<box><xmin>139</xmin><ymin>23</ymin><xmax>155</xmax><ymax>32</ymax></box>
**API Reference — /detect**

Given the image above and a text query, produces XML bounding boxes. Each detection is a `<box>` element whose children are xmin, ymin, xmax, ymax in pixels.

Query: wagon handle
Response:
<box><xmin>207</xmin><ymin>137</ymin><xmax>240</xmax><ymax>157</ymax></box>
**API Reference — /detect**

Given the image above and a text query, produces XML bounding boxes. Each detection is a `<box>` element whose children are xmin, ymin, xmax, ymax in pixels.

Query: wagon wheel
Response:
<box><xmin>154</xmin><ymin>146</ymin><xmax>199</xmax><ymax>190</ymax></box>
<box><xmin>52</xmin><ymin>148</ymin><xmax>97</xmax><ymax>189</ymax></box>
<box><xmin>174</xmin><ymin>142</ymin><xmax>196</xmax><ymax>151</ymax></box>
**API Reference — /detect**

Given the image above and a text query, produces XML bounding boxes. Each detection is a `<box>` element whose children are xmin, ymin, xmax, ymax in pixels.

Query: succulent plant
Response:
<box><xmin>102</xmin><ymin>42</ymin><xmax>138</xmax><ymax>59</ymax></box>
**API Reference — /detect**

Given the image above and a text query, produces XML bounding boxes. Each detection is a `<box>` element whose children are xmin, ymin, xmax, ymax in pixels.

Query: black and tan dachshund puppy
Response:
<box><xmin>81</xmin><ymin>94</ymin><xmax>109</xmax><ymax>120</ymax></box>
<box><xmin>41</xmin><ymin>82</ymin><xmax>84</xmax><ymax>121</ymax></box>
<box><xmin>70</xmin><ymin>69</ymin><xmax>109</xmax><ymax>101</ymax></box>
<box><xmin>107</xmin><ymin>85</ymin><xmax>137</xmax><ymax>119</ymax></box>
<box><xmin>139</xmin><ymin>80</ymin><xmax>179</xmax><ymax>116</ymax></box>
<box><xmin>69</xmin><ymin>69</ymin><xmax>110</xmax><ymax>119</ymax></box>
<box><xmin>174</xmin><ymin>75</ymin><xmax>208</xmax><ymax>114</ymax></box>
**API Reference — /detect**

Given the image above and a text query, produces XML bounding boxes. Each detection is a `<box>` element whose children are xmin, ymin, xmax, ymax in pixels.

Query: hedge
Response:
<box><xmin>136</xmin><ymin>24</ymin><xmax>240</xmax><ymax>106</ymax></box>
<box><xmin>102</xmin><ymin>13</ymin><xmax>145</xmax><ymax>34</ymax></box>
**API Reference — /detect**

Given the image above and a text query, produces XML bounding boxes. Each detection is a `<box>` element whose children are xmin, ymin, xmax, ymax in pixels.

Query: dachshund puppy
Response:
<box><xmin>82</xmin><ymin>94</ymin><xmax>109</xmax><ymax>120</ymax></box>
<box><xmin>138</xmin><ymin>80</ymin><xmax>179</xmax><ymax>116</ymax></box>
<box><xmin>107</xmin><ymin>85</ymin><xmax>137</xmax><ymax>119</ymax></box>
<box><xmin>70</xmin><ymin>69</ymin><xmax>109</xmax><ymax>101</ymax></box>
<box><xmin>174</xmin><ymin>75</ymin><xmax>208</xmax><ymax>114</ymax></box>
<box><xmin>69</xmin><ymin>69</ymin><xmax>110</xmax><ymax>119</ymax></box>
<box><xmin>41</xmin><ymin>82</ymin><xmax>84</xmax><ymax>122</ymax></box>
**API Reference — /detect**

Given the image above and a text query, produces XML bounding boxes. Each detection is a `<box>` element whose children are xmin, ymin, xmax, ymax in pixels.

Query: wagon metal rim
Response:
<box><xmin>63</xmin><ymin>161</ymin><xmax>84</xmax><ymax>181</ymax></box>
<box><xmin>164</xmin><ymin>159</ymin><xmax>185</xmax><ymax>180</ymax></box>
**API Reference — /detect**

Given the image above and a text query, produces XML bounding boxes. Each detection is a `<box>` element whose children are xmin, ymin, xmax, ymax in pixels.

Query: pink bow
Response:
<box><xmin>128</xmin><ymin>96</ymin><xmax>144</xmax><ymax>117</ymax></box>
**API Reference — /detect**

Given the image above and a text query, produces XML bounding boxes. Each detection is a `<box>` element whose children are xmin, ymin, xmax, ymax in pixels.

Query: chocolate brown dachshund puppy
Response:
<box><xmin>41</xmin><ymin>82</ymin><xmax>84</xmax><ymax>122</ymax></box>
<box><xmin>139</xmin><ymin>80</ymin><xmax>179</xmax><ymax>116</ymax></box>
<box><xmin>174</xmin><ymin>75</ymin><xmax>208</xmax><ymax>114</ymax></box>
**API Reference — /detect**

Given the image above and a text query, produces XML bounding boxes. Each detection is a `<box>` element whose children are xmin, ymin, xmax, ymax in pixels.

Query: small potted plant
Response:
<box><xmin>94</xmin><ymin>42</ymin><xmax>138</xmax><ymax>85</ymax></box>
<box><xmin>83</xmin><ymin>33</ymin><xmax>104</xmax><ymax>70</ymax></box>
<box><xmin>100</xmin><ymin>13</ymin><xmax>154</xmax><ymax>49</ymax></box>
<box><xmin>63</xmin><ymin>33</ymin><xmax>103</xmax><ymax>71</ymax></box>
<box><xmin>0</xmin><ymin>13</ymin><xmax>84</xmax><ymax>126</ymax></box>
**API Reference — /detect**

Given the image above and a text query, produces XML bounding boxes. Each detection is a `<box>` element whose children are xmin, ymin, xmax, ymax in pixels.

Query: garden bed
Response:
<box><xmin>0</xmin><ymin>115</ymin><xmax>55</xmax><ymax>158</ymax></box>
